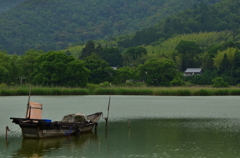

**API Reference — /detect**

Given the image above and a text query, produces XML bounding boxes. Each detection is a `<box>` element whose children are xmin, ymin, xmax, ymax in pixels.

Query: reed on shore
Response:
<box><xmin>0</xmin><ymin>86</ymin><xmax>240</xmax><ymax>96</ymax></box>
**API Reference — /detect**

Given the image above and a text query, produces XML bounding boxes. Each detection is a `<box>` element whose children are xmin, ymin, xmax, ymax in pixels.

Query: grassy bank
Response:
<box><xmin>0</xmin><ymin>86</ymin><xmax>240</xmax><ymax>96</ymax></box>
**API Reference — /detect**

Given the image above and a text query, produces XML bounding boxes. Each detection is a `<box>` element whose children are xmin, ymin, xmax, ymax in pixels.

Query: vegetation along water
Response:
<box><xmin>1</xmin><ymin>86</ymin><xmax>240</xmax><ymax>96</ymax></box>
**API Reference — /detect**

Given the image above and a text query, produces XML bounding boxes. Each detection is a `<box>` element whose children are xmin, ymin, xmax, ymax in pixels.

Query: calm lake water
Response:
<box><xmin>1</xmin><ymin>95</ymin><xmax>240</xmax><ymax>158</ymax></box>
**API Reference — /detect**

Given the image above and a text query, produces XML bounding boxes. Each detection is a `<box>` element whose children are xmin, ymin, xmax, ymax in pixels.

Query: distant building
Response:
<box><xmin>184</xmin><ymin>68</ymin><xmax>202</xmax><ymax>76</ymax></box>
<box><xmin>111</xmin><ymin>67</ymin><xmax>118</xmax><ymax>70</ymax></box>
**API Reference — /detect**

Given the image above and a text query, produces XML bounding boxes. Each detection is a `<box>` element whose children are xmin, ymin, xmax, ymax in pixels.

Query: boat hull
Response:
<box><xmin>11</xmin><ymin>112</ymin><xmax>102</xmax><ymax>138</ymax></box>
<box><xmin>20</xmin><ymin>123</ymin><xmax>96</xmax><ymax>138</ymax></box>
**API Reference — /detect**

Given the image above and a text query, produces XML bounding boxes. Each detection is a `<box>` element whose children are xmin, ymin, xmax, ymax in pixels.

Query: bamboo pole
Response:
<box><xmin>105</xmin><ymin>94</ymin><xmax>111</xmax><ymax>130</ymax></box>
<box><xmin>26</xmin><ymin>86</ymin><xmax>32</xmax><ymax>118</ymax></box>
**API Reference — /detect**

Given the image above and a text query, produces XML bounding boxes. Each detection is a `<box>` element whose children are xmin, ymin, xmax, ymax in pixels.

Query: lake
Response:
<box><xmin>1</xmin><ymin>95</ymin><xmax>240</xmax><ymax>157</ymax></box>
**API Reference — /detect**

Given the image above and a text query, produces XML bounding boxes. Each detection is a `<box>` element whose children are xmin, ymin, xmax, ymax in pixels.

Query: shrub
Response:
<box><xmin>99</xmin><ymin>81</ymin><xmax>111</xmax><ymax>87</ymax></box>
<box><xmin>0</xmin><ymin>83</ymin><xmax>7</xmax><ymax>89</ymax></box>
<box><xmin>170</xmin><ymin>77</ymin><xmax>185</xmax><ymax>87</ymax></box>
<box><xmin>212</xmin><ymin>77</ymin><xmax>229</xmax><ymax>88</ymax></box>
<box><xmin>86</xmin><ymin>83</ymin><xmax>99</xmax><ymax>90</ymax></box>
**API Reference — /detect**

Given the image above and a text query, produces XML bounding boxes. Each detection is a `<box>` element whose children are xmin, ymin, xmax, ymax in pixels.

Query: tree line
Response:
<box><xmin>0</xmin><ymin>46</ymin><xmax>184</xmax><ymax>87</ymax></box>
<box><xmin>1</xmin><ymin>38</ymin><xmax>240</xmax><ymax>87</ymax></box>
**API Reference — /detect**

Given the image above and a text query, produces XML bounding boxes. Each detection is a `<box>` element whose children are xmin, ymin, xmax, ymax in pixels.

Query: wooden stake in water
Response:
<box><xmin>5</xmin><ymin>126</ymin><xmax>10</xmax><ymax>138</ymax></box>
<box><xmin>128</xmin><ymin>119</ymin><xmax>131</xmax><ymax>129</ymax></box>
<box><xmin>105</xmin><ymin>94</ymin><xmax>111</xmax><ymax>130</ymax></box>
<box><xmin>26</xmin><ymin>86</ymin><xmax>32</xmax><ymax>118</ymax></box>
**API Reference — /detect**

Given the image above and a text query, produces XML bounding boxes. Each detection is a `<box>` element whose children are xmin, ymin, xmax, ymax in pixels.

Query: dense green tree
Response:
<box><xmin>232</xmin><ymin>50</ymin><xmax>240</xmax><ymax>83</ymax></box>
<box><xmin>138</xmin><ymin>58</ymin><xmax>183</xmax><ymax>86</ymax></box>
<box><xmin>0</xmin><ymin>66</ymin><xmax>8</xmax><ymax>84</ymax></box>
<box><xmin>113</xmin><ymin>66</ymin><xmax>135</xmax><ymax>84</ymax></box>
<box><xmin>83</xmin><ymin>54</ymin><xmax>114</xmax><ymax>84</ymax></box>
<box><xmin>31</xmin><ymin>51</ymin><xmax>89</xmax><ymax>87</ymax></box>
<box><xmin>65</xmin><ymin>60</ymin><xmax>89</xmax><ymax>87</ymax></box>
<box><xmin>18</xmin><ymin>50</ymin><xmax>44</xmax><ymax>83</ymax></box>
<box><xmin>124</xmin><ymin>46</ymin><xmax>147</xmax><ymax>60</ymax></box>
<box><xmin>99</xmin><ymin>47</ymin><xmax>123</xmax><ymax>67</ymax></box>
<box><xmin>80</xmin><ymin>40</ymin><xmax>96</xmax><ymax>59</ymax></box>
<box><xmin>212</xmin><ymin>77</ymin><xmax>229</xmax><ymax>87</ymax></box>
<box><xmin>219</xmin><ymin>53</ymin><xmax>229</xmax><ymax>74</ymax></box>
<box><xmin>0</xmin><ymin>51</ymin><xmax>20</xmax><ymax>85</ymax></box>
<box><xmin>170</xmin><ymin>77</ymin><xmax>185</xmax><ymax>86</ymax></box>
<box><xmin>175</xmin><ymin>40</ymin><xmax>202</xmax><ymax>71</ymax></box>
<box><xmin>190</xmin><ymin>70</ymin><xmax>218</xmax><ymax>85</ymax></box>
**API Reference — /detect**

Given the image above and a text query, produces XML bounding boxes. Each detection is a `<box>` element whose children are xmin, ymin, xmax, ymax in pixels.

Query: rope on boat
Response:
<box><xmin>59</xmin><ymin>124</ymin><xmax>73</xmax><ymax>136</ymax></box>
<box><xmin>5</xmin><ymin>126</ymin><xmax>21</xmax><ymax>138</ymax></box>
<box><xmin>64</xmin><ymin>126</ymin><xmax>72</xmax><ymax>136</ymax></box>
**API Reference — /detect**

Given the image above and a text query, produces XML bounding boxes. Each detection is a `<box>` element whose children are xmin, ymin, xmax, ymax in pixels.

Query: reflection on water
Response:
<box><xmin>2</xmin><ymin>118</ymin><xmax>240</xmax><ymax>158</ymax></box>
<box><xmin>2</xmin><ymin>96</ymin><xmax>240</xmax><ymax>157</ymax></box>
<box><xmin>12</xmin><ymin>132</ymin><xmax>98</xmax><ymax>158</ymax></box>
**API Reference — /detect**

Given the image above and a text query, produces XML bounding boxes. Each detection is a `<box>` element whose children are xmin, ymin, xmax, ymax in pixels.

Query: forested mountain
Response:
<box><xmin>118</xmin><ymin>0</ymin><xmax>240</xmax><ymax>48</ymax></box>
<box><xmin>2</xmin><ymin>0</ymin><xmax>240</xmax><ymax>87</ymax></box>
<box><xmin>0</xmin><ymin>0</ymin><xmax>26</xmax><ymax>14</ymax></box>
<box><xmin>0</xmin><ymin>0</ymin><xmax>220</xmax><ymax>54</ymax></box>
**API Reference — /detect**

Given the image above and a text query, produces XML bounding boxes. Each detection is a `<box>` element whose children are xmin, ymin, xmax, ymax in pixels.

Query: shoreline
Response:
<box><xmin>0</xmin><ymin>87</ymin><xmax>240</xmax><ymax>96</ymax></box>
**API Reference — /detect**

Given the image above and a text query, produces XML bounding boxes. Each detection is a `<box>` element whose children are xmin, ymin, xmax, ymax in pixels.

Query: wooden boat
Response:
<box><xmin>10</xmin><ymin>101</ymin><xmax>102</xmax><ymax>139</ymax></box>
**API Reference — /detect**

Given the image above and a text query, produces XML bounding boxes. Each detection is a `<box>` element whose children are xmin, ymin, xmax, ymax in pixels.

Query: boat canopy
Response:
<box><xmin>61</xmin><ymin>113</ymin><xmax>90</xmax><ymax>123</ymax></box>
<box><xmin>26</xmin><ymin>102</ymin><xmax>42</xmax><ymax>119</ymax></box>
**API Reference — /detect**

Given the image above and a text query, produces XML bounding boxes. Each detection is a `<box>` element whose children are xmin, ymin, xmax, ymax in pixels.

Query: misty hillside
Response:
<box><xmin>0</xmin><ymin>0</ymin><xmax>26</xmax><ymax>14</ymax></box>
<box><xmin>0</xmin><ymin>0</ymin><xmax>220</xmax><ymax>54</ymax></box>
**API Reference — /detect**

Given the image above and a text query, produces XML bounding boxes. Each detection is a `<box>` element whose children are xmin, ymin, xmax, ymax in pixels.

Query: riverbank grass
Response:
<box><xmin>0</xmin><ymin>86</ymin><xmax>240</xmax><ymax>96</ymax></box>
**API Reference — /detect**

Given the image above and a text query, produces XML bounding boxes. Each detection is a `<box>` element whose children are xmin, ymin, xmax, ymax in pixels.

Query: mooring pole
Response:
<box><xmin>5</xmin><ymin>126</ymin><xmax>10</xmax><ymax>138</ymax></box>
<box><xmin>105</xmin><ymin>94</ymin><xmax>111</xmax><ymax>131</ymax></box>
<box><xmin>128</xmin><ymin>119</ymin><xmax>131</xmax><ymax>129</ymax></box>
<box><xmin>26</xmin><ymin>86</ymin><xmax>32</xmax><ymax>118</ymax></box>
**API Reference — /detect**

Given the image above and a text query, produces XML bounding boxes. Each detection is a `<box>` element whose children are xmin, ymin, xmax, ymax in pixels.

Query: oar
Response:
<box><xmin>25</xmin><ymin>86</ymin><xmax>32</xmax><ymax>118</ymax></box>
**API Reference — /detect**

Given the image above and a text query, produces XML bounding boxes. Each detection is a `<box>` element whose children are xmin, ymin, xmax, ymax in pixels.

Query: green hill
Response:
<box><xmin>118</xmin><ymin>0</ymin><xmax>240</xmax><ymax>48</ymax></box>
<box><xmin>0</xmin><ymin>0</ymin><xmax>220</xmax><ymax>54</ymax></box>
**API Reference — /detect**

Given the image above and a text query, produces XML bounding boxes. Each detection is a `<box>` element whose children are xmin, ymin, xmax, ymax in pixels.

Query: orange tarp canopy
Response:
<box><xmin>26</xmin><ymin>102</ymin><xmax>42</xmax><ymax>119</ymax></box>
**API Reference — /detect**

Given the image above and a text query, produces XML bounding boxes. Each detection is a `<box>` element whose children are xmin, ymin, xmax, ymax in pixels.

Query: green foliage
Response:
<box><xmin>31</xmin><ymin>51</ymin><xmax>89</xmax><ymax>87</ymax></box>
<box><xmin>79</xmin><ymin>41</ymin><xmax>123</xmax><ymax>67</ymax></box>
<box><xmin>147</xmin><ymin>31</ymin><xmax>234</xmax><ymax>56</ymax></box>
<box><xmin>213</xmin><ymin>47</ymin><xmax>237</xmax><ymax>70</ymax></box>
<box><xmin>113</xmin><ymin>66</ymin><xmax>136</xmax><ymax>84</ymax></box>
<box><xmin>0</xmin><ymin>51</ymin><xmax>21</xmax><ymax>85</ymax></box>
<box><xmin>98</xmin><ymin>47</ymin><xmax>123</xmax><ymax>67</ymax></box>
<box><xmin>86</xmin><ymin>83</ymin><xmax>100</xmax><ymax>90</ymax></box>
<box><xmin>190</xmin><ymin>70</ymin><xmax>219</xmax><ymax>85</ymax></box>
<box><xmin>65</xmin><ymin>60</ymin><xmax>90</xmax><ymax>87</ymax></box>
<box><xmin>175</xmin><ymin>40</ymin><xmax>202</xmax><ymax>71</ymax></box>
<box><xmin>18</xmin><ymin>49</ymin><xmax>44</xmax><ymax>83</ymax></box>
<box><xmin>0</xmin><ymin>0</ymin><xmax>220</xmax><ymax>54</ymax></box>
<box><xmin>138</xmin><ymin>58</ymin><xmax>183</xmax><ymax>86</ymax></box>
<box><xmin>83</xmin><ymin>54</ymin><xmax>114</xmax><ymax>84</ymax></box>
<box><xmin>0</xmin><ymin>83</ymin><xmax>7</xmax><ymax>88</ymax></box>
<box><xmin>99</xmin><ymin>81</ymin><xmax>111</xmax><ymax>87</ymax></box>
<box><xmin>212</xmin><ymin>77</ymin><xmax>229</xmax><ymax>87</ymax></box>
<box><xmin>118</xmin><ymin>0</ymin><xmax>240</xmax><ymax>49</ymax></box>
<box><xmin>170</xmin><ymin>77</ymin><xmax>185</xmax><ymax>87</ymax></box>
<box><xmin>80</xmin><ymin>40</ymin><xmax>96</xmax><ymax>59</ymax></box>
<box><xmin>124</xmin><ymin>47</ymin><xmax>147</xmax><ymax>60</ymax></box>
